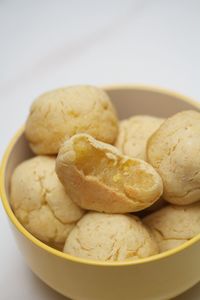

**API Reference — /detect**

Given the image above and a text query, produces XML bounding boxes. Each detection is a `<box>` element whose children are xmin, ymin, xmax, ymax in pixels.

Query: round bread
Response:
<box><xmin>56</xmin><ymin>133</ymin><xmax>163</xmax><ymax>213</ymax></box>
<box><xmin>10</xmin><ymin>156</ymin><xmax>85</xmax><ymax>247</ymax></box>
<box><xmin>116</xmin><ymin>115</ymin><xmax>164</xmax><ymax>160</ymax></box>
<box><xmin>147</xmin><ymin>110</ymin><xmax>200</xmax><ymax>205</ymax></box>
<box><xmin>143</xmin><ymin>203</ymin><xmax>200</xmax><ymax>252</ymax></box>
<box><xmin>25</xmin><ymin>85</ymin><xmax>119</xmax><ymax>154</ymax></box>
<box><xmin>64</xmin><ymin>212</ymin><xmax>159</xmax><ymax>261</ymax></box>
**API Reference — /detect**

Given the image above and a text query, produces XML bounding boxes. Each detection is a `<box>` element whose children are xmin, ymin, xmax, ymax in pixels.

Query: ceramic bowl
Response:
<box><xmin>1</xmin><ymin>85</ymin><xmax>200</xmax><ymax>300</ymax></box>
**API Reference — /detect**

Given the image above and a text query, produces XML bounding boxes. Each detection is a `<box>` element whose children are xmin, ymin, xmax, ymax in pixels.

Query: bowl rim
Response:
<box><xmin>1</xmin><ymin>83</ymin><xmax>200</xmax><ymax>267</ymax></box>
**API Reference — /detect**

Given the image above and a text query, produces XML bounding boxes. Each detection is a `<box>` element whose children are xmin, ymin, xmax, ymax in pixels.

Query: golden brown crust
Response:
<box><xmin>144</xmin><ymin>203</ymin><xmax>200</xmax><ymax>252</ymax></box>
<box><xmin>10</xmin><ymin>156</ymin><xmax>85</xmax><ymax>244</ymax></box>
<box><xmin>147</xmin><ymin>110</ymin><xmax>200</xmax><ymax>205</ymax></box>
<box><xmin>25</xmin><ymin>85</ymin><xmax>119</xmax><ymax>154</ymax></box>
<box><xmin>56</xmin><ymin>134</ymin><xmax>163</xmax><ymax>213</ymax></box>
<box><xmin>116</xmin><ymin>115</ymin><xmax>164</xmax><ymax>160</ymax></box>
<box><xmin>64</xmin><ymin>212</ymin><xmax>159</xmax><ymax>261</ymax></box>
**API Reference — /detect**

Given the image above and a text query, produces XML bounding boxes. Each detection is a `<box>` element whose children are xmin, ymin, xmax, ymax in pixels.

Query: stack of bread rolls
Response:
<box><xmin>10</xmin><ymin>85</ymin><xmax>200</xmax><ymax>262</ymax></box>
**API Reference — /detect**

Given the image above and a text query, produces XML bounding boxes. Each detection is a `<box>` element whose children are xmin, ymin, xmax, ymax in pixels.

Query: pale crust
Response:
<box><xmin>64</xmin><ymin>212</ymin><xmax>159</xmax><ymax>261</ymax></box>
<box><xmin>147</xmin><ymin>110</ymin><xmax>200</xmax><ymax>205</ymax></box>
<box><xmin>116</xmin><ymin>115</ymin><xmax>164</xmax><ymax>160</ymax></box>
<box><xmin>56</xmin><ymin>134</ymin><xmax>163</xmax><ymax>213</ymax></box>
<box><xmin>143</xmin><ymin>203</ymin><xmax>200</xmax><ymax>252</ymax></box>
<box><xmin>25</xmin><ymin>85</ymin><xmax>119</xmax><ymax>154</ymax></box>
<box><xmin>10</xmin><ymin>156</ymin><xmax>85</xmax><ymax>246</ymax></box>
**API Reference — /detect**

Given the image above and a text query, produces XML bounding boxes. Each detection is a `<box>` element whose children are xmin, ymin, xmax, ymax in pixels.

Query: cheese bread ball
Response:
<box><xmin>10</xmin><ymin>156</ymin><xmax>85</xmax><ymax>247</ymax></box>
<box><xmin>64</xmin><ymin>212</ymin><xmax>158</xmax><ymax>261</ymax></box>
<box><xmin>147</xmin><ymin>110</ymin><xmax>200</xmax><ymax>205</ymax></box>
<box><xmin>56</xmin><ymin>133</ymin><xmax>163</xmax><ymax>213</ymax></box>
<box><xmin>25</xmin><ymin>85</ymin><xmax>119</xmax><ymax>155</ymax></box>
<box><xmin>116</xmin><ymin>115</ymin><xmax>164</xmax><ymax>160</ymax></box>
<box><xmin>144</xmin><ymin>203</ymin><xmax>200</xmax><ymax>252</ymax></box>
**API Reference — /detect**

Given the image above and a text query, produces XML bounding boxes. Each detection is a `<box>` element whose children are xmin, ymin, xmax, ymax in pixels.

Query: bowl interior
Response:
<box><xmin>4</xmin><ymin>86</ymin><xmax>199</xmax><ymax>209</ymax></box>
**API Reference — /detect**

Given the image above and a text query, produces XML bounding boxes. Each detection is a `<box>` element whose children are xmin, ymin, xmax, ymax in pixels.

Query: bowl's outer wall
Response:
<box><xmin>10</xmin><ymin>224</ymin><xmax>200</xmax><ymax>300</ymax></box>
<box><xmin>3</xmin><ymin>87</ymin><xmax>200</xmax><ymax>300</ymax></box>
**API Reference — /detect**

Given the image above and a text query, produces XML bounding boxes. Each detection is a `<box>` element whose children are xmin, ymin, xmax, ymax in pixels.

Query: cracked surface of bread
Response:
<box><xmin>64</xmin><ymin>212</ymin><xmax>158</xmax><ymax>261</ymax></box>
<box><xmin>147</xmin><ymin>110</ymin><xmax>200</xmax><ymax>205</ymax></box>
<box><xmin>143</xmin><ymin>203</ymin><xmax>200</xmax><ymax>252</ymax></box>
<box><xmin>56</xmin><ymin>133</ymin><xmax>163</xmax><ymax>213</ymax></box>
<box><xmin>25</xmin><ymin>85</ymin><xmax>119</xmax><ymax>154</ymax></box>
<box><xmin>10</xmin><ymin>156</ymin><xmax>85</xmax><ymax>246</ymax></box>
<box><xmin>116</xmin><ymin>115</ymin><xmax>164</xmax><ymax>160</ymax></box>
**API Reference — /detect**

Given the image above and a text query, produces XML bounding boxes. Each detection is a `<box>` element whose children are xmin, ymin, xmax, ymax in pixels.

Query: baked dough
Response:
<box><xmin>56</xmin><ymin>133</ymin><xmax>163</xmax><ymax>213</ymax></box>
<box><xmin>64</xmin><ymin>212</ymin><xmax>159</xmax><ymax>261</ymax></box>
<box><xmin>25</xmin><ymin>85</ymin><xmax>118</xmax><ymax>154</ymax></box>
<box><xmin>147</xmin><ymin>110</ymin><xmax>200</xmax><ymax>205</ymax></box>
<box><xmin>116</xmin><ymin>115</ymin><xmax>164</xmax><ymax>160</ymax></box>
<box><xmin>10</xmin><ymin>156</ymin><xmax>84</xmax><ymax>246</ymax></box>
<box><xmin>144</xmin><ymin>203</ymin><xmax>200</xmax><ymax>252</ymax></box>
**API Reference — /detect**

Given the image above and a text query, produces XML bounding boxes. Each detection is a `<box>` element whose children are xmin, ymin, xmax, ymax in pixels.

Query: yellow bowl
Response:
<box><xmin>1</xmin><ymin>85</ymin><xmax>200</xmax><ymax>300</ymax></box>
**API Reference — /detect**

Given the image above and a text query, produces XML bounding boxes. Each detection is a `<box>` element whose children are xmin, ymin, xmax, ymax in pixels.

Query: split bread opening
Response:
<box><xmin>56</xmin><ymin>134</ymin><xmax>163</xmax><ymax>213</ymax></box>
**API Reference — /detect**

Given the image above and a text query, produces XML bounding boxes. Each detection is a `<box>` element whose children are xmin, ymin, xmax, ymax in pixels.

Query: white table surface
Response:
<box><xmin>1</xmin><ymin>0</ymin><xmax>200</xmax><ymax>299</ymax></box>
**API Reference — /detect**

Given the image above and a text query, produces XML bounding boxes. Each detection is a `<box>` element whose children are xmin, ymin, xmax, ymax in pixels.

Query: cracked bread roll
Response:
<box><xmin>56</xmin><ymin>133</ymin><xmax>163</xmax><ymax>213</ymax></box>
<box><xmin>143</xmin><ymin>203</ymin><xmax>200</xmax><ymax>252</ymax></box>
<box><xmin>116</xmin><ymin>115</ymin><xmax>164</xmax><ymax>160</ymax></box>
<box><xmin>147</xmin><ymin>110</ymin><xmax>200</xmax><ymax>205</ymax></box>
<box><xmin>64</xmin><ymin>212</ymin><xmax>159</xmax><ymax>261</ymax></box>
<box><xmin>10</xmin><ymin>156</ymin><xmax>85</xmax><ymax>248</ymax></box>
<box><xmin>25</xmin><ymin>85</ymin><xmax>119</xmax><ymax>155</ymax></box>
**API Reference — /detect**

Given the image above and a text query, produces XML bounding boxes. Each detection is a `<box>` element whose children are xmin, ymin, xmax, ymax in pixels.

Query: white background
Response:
<box><xmin>1</xmin><ymin>0</ymin><xmax>200</xmax><ymax>299</ymax></box>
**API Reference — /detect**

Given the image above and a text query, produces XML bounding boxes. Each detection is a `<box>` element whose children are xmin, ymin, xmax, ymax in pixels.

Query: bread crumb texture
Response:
<box><xmin>116</xmin><ymin>115</ymin><xmax>164</xmax><ymax>160</ymax></box>
<box><xmin>64</xmin><ymin>212</ymin><xmax>158</xmax><ymax>261</ymax></box>
<box><xmin>56</xmin><ymin>133</ymin><xmax>163</xmax><ymax>213</ymax></box>
<box><xmin>147</xmin><ymin>110</ymin><xmax>200</xmax><ymax>205</ymax></box>
<box><xmin>144</xmin><ymin>203</ymin><xmax>200</xmax><ymax>252</ymax></box>
<box><xmin>25</xmin><ymin>85</ymin><xmax>119</xmax><ymax>154</ymax></box>
<box><xmin>10</xmin><ymin>156</ymin><xmax>84</xmax><ymax>246</ymax></box>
